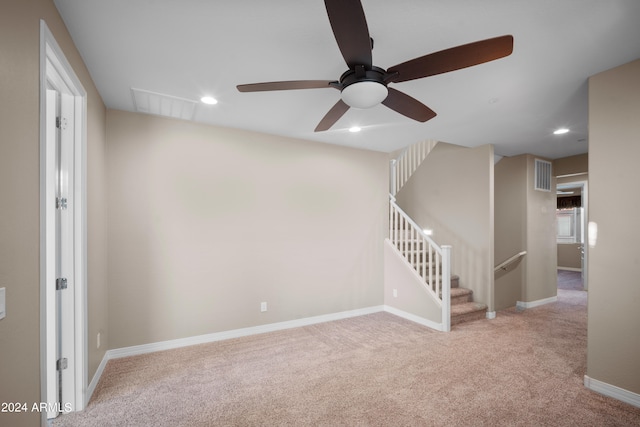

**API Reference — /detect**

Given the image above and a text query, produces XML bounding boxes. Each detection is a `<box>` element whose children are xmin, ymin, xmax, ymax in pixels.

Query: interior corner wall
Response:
<box><xmin>394</xmin><ymin>142</ymin><xmax>495</xmax><ymax>311</ymax></box>
<box><xmin>494</xmin><ymin>155</ymin><xmax>527</xmax><ymax>310</ymax></box>
<box><xmin>523</xmin><ymin>155</ymin><xmax>557</xmax><ymax>303</ymax></box>
<box><xmin>494</xmin><ymin>153</ymin><xmax>557</xmax><ymax>310</ymax></box>
<box><xmin>587</xmin><ymin>58</ymin><xmax>640</xmax><ymax>395</ymax></box>
<box><xmin>0</xmin><ymin>1</ymin><xmax>108</xmax><ymax>426</ymax></box>
<box><xmin>106</xmin><ymin>110</ymin><xmax>388</xmax><ymax>349</ymax></box>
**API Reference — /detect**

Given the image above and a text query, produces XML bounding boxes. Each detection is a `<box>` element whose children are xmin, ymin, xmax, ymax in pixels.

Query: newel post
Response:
<box><xmin>441</xmin><ymin>245</ymin><xmax>452</xmax><ymax>332</ymax></box>
<box><xmin>389</xmin><ymin>159</ymin><xmax>397</xmax><ymax>196</ymax></box>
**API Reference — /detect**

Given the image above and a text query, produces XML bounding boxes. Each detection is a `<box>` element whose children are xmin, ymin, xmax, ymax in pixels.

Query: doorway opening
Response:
<box><xmin>39</xmin><ymin>20</ymin><xmax>88</xmax><ymax>421</ymax></box>
<box><xmin>556</xmin><ymin>181</ymin><xmax>588</xmax><ymax>291</ymax></box>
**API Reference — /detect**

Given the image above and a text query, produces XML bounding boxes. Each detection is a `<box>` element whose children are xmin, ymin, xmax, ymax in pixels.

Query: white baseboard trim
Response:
<box><xmin>584</xmin><ymin>375</ymin><xmax>640</xmax><ymax>408</ymax></box>
<box><xmin>86</xmin><ymin>351</ymin><xmax>109</xmax><ymax>405</ymax></box>
<box><xmin>106</xmin><ymin>305</ymin><xmax>385</xmax><ymax>360</ymax></box>
<box><xmin>516</xmin><ymin>296</ymin><xmax>558</xmax><ymax>310</ymax></box>
<box><xmin>486</xmin><ymin>311</ymin><xmax>496</xmax><ymax>319</ymax></box>
<box><xmin>383</xmin><ymin>305</ymin><xmax>444</xmax><ymax>331</ymax></box>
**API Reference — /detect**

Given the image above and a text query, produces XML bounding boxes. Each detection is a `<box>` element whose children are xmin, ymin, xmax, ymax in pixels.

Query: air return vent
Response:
<box><xmin>131</xmin><ymin>88</ymin><xmax>197</xmax><ymax>121</ymax></box>
<box><xmin>534</xmin><ymin>158</ymin><xmax>552</xmax><ymax>191</ymax></box>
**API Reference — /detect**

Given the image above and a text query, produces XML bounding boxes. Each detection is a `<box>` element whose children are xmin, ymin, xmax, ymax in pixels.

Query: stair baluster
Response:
<box><xmin>389</xmin><ymin>194</ymin><xmax>451</xmax><ymax>331</ymax></box>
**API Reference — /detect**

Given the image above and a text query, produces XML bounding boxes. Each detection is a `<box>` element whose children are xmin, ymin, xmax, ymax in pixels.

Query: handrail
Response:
<box><xmin>494</xmin><ymin>251</ymin><xmax>527</xmax><ymax>272</ymax></box>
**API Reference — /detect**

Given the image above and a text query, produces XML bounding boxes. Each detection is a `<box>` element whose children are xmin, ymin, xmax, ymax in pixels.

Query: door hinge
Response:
<box><xmin>56</xmin><ymin>277</ymin><xmax>68</xmax><ymax>290</ymax></box>
<box><xmin>56</xmin><ymin>116</ymin><xmax>67</xmax><ymax>130</ymax></box>
<box><xmin>56</xmin><ymin>197</ymin><xmax>68</xmax><ymax>210</ymax></box>
<box><xmin>57</xmin><ymin>358</ymin><xmax>68</xmax><ymax>371</ymax></box>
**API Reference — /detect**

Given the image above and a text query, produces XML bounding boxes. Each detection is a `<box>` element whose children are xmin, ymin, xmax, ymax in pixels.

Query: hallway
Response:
<box><xmin>558</xmin><ymin>269</ymin><xmax>584</xmax><ymax>291</ymax></box>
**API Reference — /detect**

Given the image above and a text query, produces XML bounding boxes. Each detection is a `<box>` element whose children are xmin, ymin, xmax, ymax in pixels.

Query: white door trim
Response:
<box><xmin>39</xmin><ymin>19</ymin><xmax>88</xmax><ymax>422</ymax></box>
<box><xmin>557</xmin><ymin>180</ymin><xmax>589</xmax><ymax>290</ymax></box>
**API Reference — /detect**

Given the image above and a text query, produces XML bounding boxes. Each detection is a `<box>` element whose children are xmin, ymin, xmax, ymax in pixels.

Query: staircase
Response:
<box><xmin>447</xmin><ymin>276</ymin><xmax>488</xmax><ymax>326</ymax></box>
<box><xmin>389</xmin><ymin>139</ymin><xmax>488</xmax><ymax>328</ymax></box>
<box><xmin>391</xmin><ymin>225</ymin><xmax>487</xmax><ymax>326</ymax></box>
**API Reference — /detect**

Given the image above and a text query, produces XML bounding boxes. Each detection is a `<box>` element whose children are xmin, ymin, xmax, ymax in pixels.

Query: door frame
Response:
<box><xmin>39</xmin><ymin>19</ymin><xmax>88</xmax><ymax>420</ymax></box>
<box><xmin>556</xmin><ymin>180</ymin><xmax>589</xmax><ymax>290</ymax></box>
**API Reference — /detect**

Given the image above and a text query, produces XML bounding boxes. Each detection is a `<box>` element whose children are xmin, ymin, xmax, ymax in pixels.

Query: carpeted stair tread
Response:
<box><xmin>446</xmin><ymin>287</ymin><xmax>473</xmax><ymax>305</ymax></box>
<box><xmin>450</xmin><ymin>302</ymin><xmax>488</xmax><ymax>326</ymax></box>
<box><xmin>450</xmin><ymin>302</ymin><xmax>486</xmax><ymax>315</ymax></box>
<box><xmin>448</xmin><ymin>287</ymin><xmax>471</xmax><ymax>299</ymax></box>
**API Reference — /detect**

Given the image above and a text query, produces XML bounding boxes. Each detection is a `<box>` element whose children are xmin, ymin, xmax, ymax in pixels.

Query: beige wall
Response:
<box><xmin>554</xmin><ymin>153</ymin><xmax>588</xmax><ymax>177</ymax></box>
<box><xmin>0</xmin><ymin>0</ymin><xmax>108</xmax><ymax>426</ymax></box>
<box><xmin>106</xmin><ymin>110</ymin><xmax>387</xmax><ymax>348</ymax></box>
<box><xmin>494</xmin><ymin>155</ymin><xmax>527</xmax><ymax>310</ymax></box>
<box><xmin>493</xmin><ymin>154</ymin><xmax>557</xmax><ymax>309</ymax></box>
<box><xmin>587</xmin><ymin>58</ymin><xmax>640</xmax><ymax>394</ymax></box>
<box><xmin>524</xmin><ymin>155</ymin><xmax>558</xmax><ymax>303</ymax></box>
<box><xmin>394</xmin><ymin>142</ymin><xmax>495</xmax><ymax>311</ymax></box>
<box><xmin>557</xmin><ymin>244</ymin><xmax>582</xmax><ymax>270</ymax></box>
<box><xmin>383</xmin><ymin>241</ymin><xmax>442</xmax><ymax>324</ymax></box>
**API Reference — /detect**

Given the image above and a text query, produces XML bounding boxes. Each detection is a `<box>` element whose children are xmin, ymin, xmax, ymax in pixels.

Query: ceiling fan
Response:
<box><xmin>237</xmin><ymin>0</ymin><xmax>513</xmax><ymax>132</ymax></box>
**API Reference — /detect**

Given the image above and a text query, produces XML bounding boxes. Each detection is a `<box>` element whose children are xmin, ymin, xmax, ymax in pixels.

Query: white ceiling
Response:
<box><xmin>53</xmin><ymin>0</ymin><xmax>640</xmax><ymax>158</ymax></box>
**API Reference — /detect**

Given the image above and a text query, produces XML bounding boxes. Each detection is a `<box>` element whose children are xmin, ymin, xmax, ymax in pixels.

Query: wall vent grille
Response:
<box><xmin>131</xmin><ymin>88</ymin><xmax>197</xmax><ymax>121</ymax></box>
<box><xmin>534</xmin><ymin>158</ymin><xmax>552</xmax><ymax>191</ymax></box>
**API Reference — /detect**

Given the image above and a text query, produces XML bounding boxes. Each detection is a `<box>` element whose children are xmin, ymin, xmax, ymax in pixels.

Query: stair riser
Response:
<box><xmin>451</xmin><ymin>310</ymin><xmax>487</xmax><ymax>326</ymax></box>
<box><xmin>450</xmin><ymin>301</ymin><xmax>488</xmax><ymax>326</ymax></box>
<box><xmin>450</xmin><ymin>294</ymin><xmax>473</xmax><ymax>305</ymax></box>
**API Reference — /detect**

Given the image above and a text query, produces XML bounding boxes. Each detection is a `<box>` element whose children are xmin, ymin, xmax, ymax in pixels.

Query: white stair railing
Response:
<box><xmin>390</xmin><ymin>139</ymin><xmax>438</xmax><ymax>196</ymax></box>
<box><xmin>389</xmin><ymin>194</ymin><xmax>451</xmax><ymax>331</ymax></box>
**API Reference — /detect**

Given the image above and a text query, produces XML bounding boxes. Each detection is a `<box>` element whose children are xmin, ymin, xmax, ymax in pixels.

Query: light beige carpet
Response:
<box><xmin>53</xmin><ymin>288</ymin><xmax>640</xmax><ymax>426</ymax></box>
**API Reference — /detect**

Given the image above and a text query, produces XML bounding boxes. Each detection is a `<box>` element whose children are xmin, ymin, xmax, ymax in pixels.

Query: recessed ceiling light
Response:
<box><xmin>201</xmin><ymin>96</ymin><xmax>218</xmax><ymax>105</ymax></box>
<box><xmin>349</xmin><ymin>126</ymin><xmax>362</xmax><ymax>133</ymax></box>
<box><xmin>553</xmin><ymin>128</ymin><xmax>569</xmax><ymax>135</ymax></box>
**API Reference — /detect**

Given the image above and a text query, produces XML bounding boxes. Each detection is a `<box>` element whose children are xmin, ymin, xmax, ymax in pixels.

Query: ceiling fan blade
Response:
<box><xmin>324</xmin><ymin>0</ymin><xmax>372</xmax><ymax>69</ymax></box>
<box><xmin>382</xmin><ymin>87</ymin><xmax>436</xmax><ymax>122</ymax></box>
<box><xmin>387</xmin><ymin>35</ymin><xmax>514</xmax><ymax>83</ymax></box>
<box><xmin>237</xmin><ymin>80</ymin><xmax>338</xmax><ymax>92</ymax></box>
<box><xmin>315</xmin><ymin>99</ymin><xmax>350</xmax><ymax>132</ymax></box>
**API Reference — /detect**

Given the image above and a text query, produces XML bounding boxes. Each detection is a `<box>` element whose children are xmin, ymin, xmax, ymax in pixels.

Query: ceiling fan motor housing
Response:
<box><xmin>339</xmin><ymin>66</ymin><xmax>389</xmax><ymax>109</ymax></box>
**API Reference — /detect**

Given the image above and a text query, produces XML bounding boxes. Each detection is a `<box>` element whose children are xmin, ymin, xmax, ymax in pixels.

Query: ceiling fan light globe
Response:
<box><xmin>341</xmin><ymin>81</ymin><xmax>388</xmax><ymax>109</ymax></box>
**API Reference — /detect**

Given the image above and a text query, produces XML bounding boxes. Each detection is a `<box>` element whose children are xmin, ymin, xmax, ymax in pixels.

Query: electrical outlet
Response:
<box><xmin>97</xmin><ymin>332</ymin><xmax>101</xmax><ymax>349</ymax></box>
<box><xmin>393</xmin><ymin>289</ymin><xmax>398</xmax><ymax>298</ymax></box>
<box><xmin>261</xmin><ymin>302</ymin><xmax>267</xmax><ymax>312</ymax></box>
